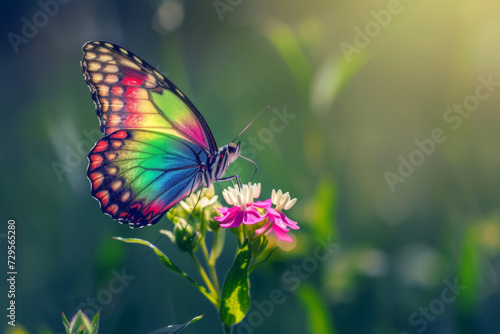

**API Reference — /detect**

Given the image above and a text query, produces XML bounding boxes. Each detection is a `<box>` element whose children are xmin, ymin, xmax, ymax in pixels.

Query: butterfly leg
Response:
<box><xmin>217</xmin><ymin>175</ymin><xmax>242</xmax><ymax>189</ymax></box>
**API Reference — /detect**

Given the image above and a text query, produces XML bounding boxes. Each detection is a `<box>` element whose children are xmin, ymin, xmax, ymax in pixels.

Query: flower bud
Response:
<box><xmin>206</xmin><ymin>201</ymin><xmax>223</xmax><ymax>230</ymax></box>
<box><xmin>173</xmin><ymin>222</ymin><xmax>199</xmax><ymax>252</ymax></box>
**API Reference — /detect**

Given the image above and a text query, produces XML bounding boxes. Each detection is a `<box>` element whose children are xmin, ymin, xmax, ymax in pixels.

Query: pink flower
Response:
<box><xmin>255</xmin><ymin>207</ymin><xmax>299</xmax><ymax>242</ymax></box>
<box><xmin>255</xmin><ymin>189</ymin><xmax>299</xmax><ymax>242</ymax></box>
<box><xmin>216</xmin><ymin>185</ymin><xmax>299</xmax><ymax>243</ymax></box>
<box><xmin>214</xmin><ymin>183</ymin><xmax>268</xmax><ymax>228</ymax></box>
<box><xmin>215</xmin><ymin>202</ymin><xmax>269</xmax><ymax>228</ymax></box>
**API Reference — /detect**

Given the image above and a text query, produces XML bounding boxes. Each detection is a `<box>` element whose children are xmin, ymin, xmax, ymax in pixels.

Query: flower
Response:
<box><xmin>271</xmin><ymin>189</ymin><xmax>297</xmax><ymax>211</ymax></box>
<box><xmin>179</xmin><ymin>185</ymin><xmax>219</xmax><ymax>213</ymax></box>
<box><xmin>214</xmin><ymin>183</ymin><xmax>269</xmax><ymax>228</ymax></box>
<box><xmin>216</xmin><ymin>185</ymin><xmax>300</xmax><ymax>243</ymax></box>
<box><xmin>167</xmin><ymin>185</ymin><xmax>222</xmax><ymax>229</ymax></box>
<box><xmin>255</xmin><ymin>189</ymin><xmax>299</xmax><ymax>243</ymax></box>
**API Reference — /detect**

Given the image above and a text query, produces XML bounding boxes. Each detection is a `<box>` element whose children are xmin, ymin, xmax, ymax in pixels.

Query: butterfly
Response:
<box><xmin>81</xmin><ymin>41</ymin><xmax>242</xmax><ymax>228</ymax></box>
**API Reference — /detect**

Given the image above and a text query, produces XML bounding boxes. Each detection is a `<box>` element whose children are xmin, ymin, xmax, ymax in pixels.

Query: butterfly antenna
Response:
<box><xmin>239</xmin><ymin>154</ymin><xmax>259</xmax><ymax>182</ymax></box>
<box><xmin>232</xmin><ymin>106</ymin><xmax>270</xmax><ymax>143</ymax></box>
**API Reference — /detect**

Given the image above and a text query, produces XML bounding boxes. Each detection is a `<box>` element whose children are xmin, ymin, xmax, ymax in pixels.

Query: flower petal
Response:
<box><xmin>255</xmin><ymin>222</ymin><xmax>271</xmax><ymax>235</ymax></box>
<box><xmin>215</xmin><ymin>206</ymin><xmax>238</xmax><ymax>223</ymax></box>
<box><xmin>271</xmin><ymin>189</ymin><xmax>277</xmax><ymax>203</ymax></box>
<box><xmin>238</xmin><ymin>192</ymin><xmax>245</xmax><ymax>208</ymax></box>
<box><xmin>275</xmin><ymin>190</ymin><xmax>284</xmax><ymax>206</ymax></box>
<box><xmin>242</xmin><ymin>208</ymin><xmax>265</xmax><ymax>225</ymax></box>
<box><xmin>272</xmin><ymin>225</ymin><xmax>293</xmax><ymax>242</ymax></box>
<box><xmin>254</xmin><ymin>183</ymin><xmax>261</xmax><ymax>199</ymax></box>
<box><xmin>266</xmin><ymin>207</ymin><xmax>299</xmax><ymax>230</ymax></box>
<box><xmin>279</xmin><ymin>212</ymin><xmax>299</xmax><ymax>229</ymax></box>
<box><xmin>217</xmin><ymin>207</ymin><xmax>230</xmax><ymax>216</ymax></box>
<box><xmin>265</xmin><ymin>207</ymin><xmax>281</xmax><ymax>219</ymax></box>
<box><xmin>219</xmin><ymin>210</ymin><xmax>245</xmax><ymax>228</ymax></box>
<box><xmin>199</xmin><ymin>197</ymin><xmax>209</xmax><ymax>207</ymax></box>
<box><xmin>281</xmin><ymin>192</ymin><xmax>290</xmax><ymax>208</ymax></box>
<box><xmin>179</xmin><ymin>200</ymin><xmax>191</xmax><ymax>212</ymax></box>
<box><xmin>208</xmin><ymin>195</ymin><xmax>218</xmax><ymax>206</ymax></box>
<box><xmin>229</xmin><ymin>190</ymin><xmax>239</xmax><ymax>205</ymax></box>
<box><xmin>254</xmin><ymin>199</ymin><xmax>272</xmax><ymax>208</ymax></box>
<box><xmin>256</xmin><ymin>217</ymin><xmax>294</xmax><ymax>242</ymax></box>
<box><xmin>222</xmin><ymin>190</ymin><xmax>232</xmax><ymax>206</ymax></box>
<box><xmin>283</xmin><ymin>197</ymin><xmax>297</xmax><ymax>210</ymax></box>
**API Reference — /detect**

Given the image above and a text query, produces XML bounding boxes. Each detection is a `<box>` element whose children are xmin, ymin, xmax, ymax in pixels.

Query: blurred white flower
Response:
<box><xmin>271</xmin><ymin>189</ymin><xmax>297</xmax><ymax>211</ymax></box>
<box><xmin>179</xmin><ymin>185</ymin><xmax>219</xmax><ymax>212</ymax></box>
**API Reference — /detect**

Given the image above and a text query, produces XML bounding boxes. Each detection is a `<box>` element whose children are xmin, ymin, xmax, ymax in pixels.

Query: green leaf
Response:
<box><xmin>67</xmin><ymin>310</ymin><xmax>94</xmax><ymax>334</ymax></box>
<box><xmin>310</xmin><ymin>54</ymin><xmax>367</xmax><ymax>114</ymax></box>
<box><xmin>312</xmin><ymin>178</ymin><xmax>337</xmax><ymax>240</ymax></box>
<box><xmin>458</xmin><ymin>226</ymin><xmax>479</xmax><ymax>314</ymax></box>
<box><xmin>147</xmin><ymin>315</ymin><xmax>203</xmax><ymax>334</ymax></box>
<box><xmin>250</xmin><ymin>233</ymin><xmax>268</xmax><ymax>257</ymax></box>
<box><xmin>220</xmin><ymin>242</ymin><xmax>252</xmax><ymax>326</ymax></box>
<box><xmin>263</xmin><ymin>19</ymin><xmax>312</xmax><ymax>98</ymax></box>
<box><xmin>113</xmin><ymin>237</ymin><xmax>185</xmax><ymax>276</ymax></box>
<box><xmin>91</xmin><ymin>312</ymin><xmax>100</xmax><ymax>333</ymax></box>
<box><xmin>113</xmin><ymin>237</ymin><xmax>217</xmax><ymax>306</ymax></box>
<box><xmin>296</xmin><ymin>283</ymin><xmax>337</xmax><ymax>334</ymax></box>
<box><xmin>250</xmin><ymin>246</ymin><xmax>279</xmax><ymax>273</ymax></box>
<box><xmin>159</xmin><ymin>229</ymin><xmax>176</xmax><ymax>244</ymax></box>
<box><xmin>62</xmin><ymin>312</ymin><xmax>70</xmax><ymax>334</ymax></box>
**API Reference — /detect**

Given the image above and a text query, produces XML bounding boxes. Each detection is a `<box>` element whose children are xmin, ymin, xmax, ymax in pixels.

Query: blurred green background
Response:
<box><xmin>1</xmin><ymin>0</ymin><xmax>500</xmax><ymax>333</ymax></box>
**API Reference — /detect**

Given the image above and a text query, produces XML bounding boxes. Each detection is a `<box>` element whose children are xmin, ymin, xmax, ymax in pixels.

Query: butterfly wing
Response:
<box><xmin>87</xmin><ymin>129</ymin><xmax>206</xmax><ymax>228</ymax></box>
<box><xmin>81</xmin><ymin>41</ymin><xmax>217</xmax><ymax>153</ymax></box>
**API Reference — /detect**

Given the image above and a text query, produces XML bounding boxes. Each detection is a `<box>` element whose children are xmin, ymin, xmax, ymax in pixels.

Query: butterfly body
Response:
<box><xmin>202</xmin><ymin>143</ymin><xmax>240</xmax><ymax>187</ymax></box>
<box><xmin>81</xmin><ymin>41</ymin><xmax>240</xmax><ymax>228</ymax></box>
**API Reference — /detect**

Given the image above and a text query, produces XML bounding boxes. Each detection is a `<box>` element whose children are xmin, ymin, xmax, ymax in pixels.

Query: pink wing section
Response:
<box><xmin>81</xmin><ymin>41</ymin><xmax>217</xmax><ymax>153</ymax></box>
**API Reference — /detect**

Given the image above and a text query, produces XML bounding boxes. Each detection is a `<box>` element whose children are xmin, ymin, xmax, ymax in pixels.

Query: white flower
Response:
<box><xmin>179</xmin><ymin>185</ymin><xmax>219</xmax><ymax>212</ymax></box>
<box><xmin>199</xmin><ymin>196</ymin><xmax>218</xmax><ymax>208</ymax></box>
<box><xmin>222</xmin><ymin>183</ymin><xmax>261</xmax><ymax>211</ymax></box>
<box><xmin>271</xmin><ymin>189</ymin><xmax>297</xmax><ymax>211</ymax></box>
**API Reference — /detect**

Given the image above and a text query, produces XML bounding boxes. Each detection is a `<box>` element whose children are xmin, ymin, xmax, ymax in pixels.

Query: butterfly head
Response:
<box><xmin>227</xmin><ymin>142</ymin><xmax>241</xmax><ymax>164</ymax></box>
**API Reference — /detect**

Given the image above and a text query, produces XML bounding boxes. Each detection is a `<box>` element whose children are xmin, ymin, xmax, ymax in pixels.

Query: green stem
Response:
<box><xmin>204</xmin><ymin>231</ymin><xmax>221</xmax><ymax>295</ymax></box>
<box><xmin>199</xmin><ymin>228</ymin><xmax>221</xmax><ymax>297</ymax></box>
<box><xmin>190</xmin><ymin>252</ymin><xmax>218</xmax><ymax>304</ymax></box>
<box><xmin>201</xmin><ymin>237</ymin><xmax>211</xmax><ymax>263</ymax></box>
<box><xmin>174</xmin><ymin>266</ymin><xmax>217</xmax><ymax>306</ymax></box>
<box><xmin>199</xmin><ymin>209</ymin><xmax>221</xmax><ymax>295</ymax></box>
<box><xmin>222</xmin><ymin>323</ymin><xmax>233</xmax><ymax>334</ymax></box>
<box><xmin>209</xmin><ymin>228</ymin><xmax>219</xmax><ymax>264</ymax></box>
<box><xmin>209</xmin><ymin>264</ymin><xmax>220</xmax><ymax>297</ymax></box>
<box><xmin>186</xmin><ymin>277</ymin><xmax>218</xmax><ymax>307</ymax></box>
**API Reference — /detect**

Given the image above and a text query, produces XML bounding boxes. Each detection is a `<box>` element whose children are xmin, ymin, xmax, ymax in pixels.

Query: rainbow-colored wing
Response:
<box><xmin>81</xmin><ymin>41</ymin><xmax>217</xmax><ymax>153</ymax></box>
<box><xmin>87</xmin><ymin>129</ymin><xmax>206</xmax><ymax>228</ymax></box>
<box><xmin>81</xmin><ymin>41</ymin><xmax>217</xmax><ymax>227</ymax></box>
